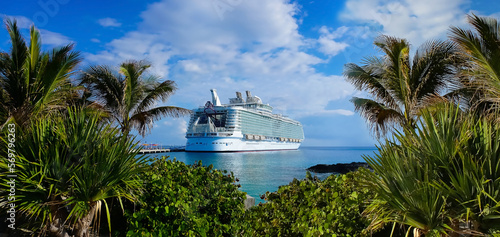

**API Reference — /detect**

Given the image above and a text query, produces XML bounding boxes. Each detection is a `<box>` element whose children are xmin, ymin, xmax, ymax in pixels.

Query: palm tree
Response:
<box><xmin>80</xmin><ymin>60</ymin><xmax>191</xmax><ymax>137</ymax></box>
<box><xmin>449</xmin><ymin>14</ymin><xmax>500</xmax><ymax>115</ymax></box>
<box><xmin>362</xmin><ymin>104</ymin><xmax>500</xmax><ymax>236</ymax></box>
<box><xmin>343</xmin><ymin>35</ymin><xmax>459</xmax><ymax>137</ymax></box>
<box><xmin>0</xmin><ymin>107</ymin><xmax>147</xmax><ymax>237</ymax></box>
<box><xmin>0</xmin><ymin>19</ymin><xmax>81</xmax><ymax>128</ymax></box>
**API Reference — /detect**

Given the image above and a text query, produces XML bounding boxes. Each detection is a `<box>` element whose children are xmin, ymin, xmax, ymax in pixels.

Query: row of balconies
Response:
<box><xmin>186</xmin><ymin>132</ymin><xmax>234</xmax><ymax>137</ymax></box>
<box><xmin>244</xmin><ymin>134</ymin><xmax>303</xmax><ymax>143</ymax></box>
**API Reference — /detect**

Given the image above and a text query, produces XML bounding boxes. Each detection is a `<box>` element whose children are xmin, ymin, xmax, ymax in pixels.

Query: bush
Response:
<box><xmin>362</xmin><ymin>105</ymin><xmax>500</xmax><ymax>235</ymax></box>
<box><xmin>0</xmin><ymin>108</ymin><xmax>145</xmax><ymax>236</ymax></box>
<box><xmin>244</xmin><ymin>170</ymin><xmax>375</xmax><ymax>237</ymax></box>
<box><xmin>127</xmin><ymin>156</ymin><xmax>247</xmax><ymax>236</ymax></box>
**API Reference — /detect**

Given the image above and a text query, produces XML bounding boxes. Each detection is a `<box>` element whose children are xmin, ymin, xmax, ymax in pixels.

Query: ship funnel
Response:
<box><xmin>245</xmin><ymin>90</ymin><xmax>262</xmax><ymax>104</ymax></box>
<box><xmin>210</xmin><ymin>89</ymin><xmax>221</xmax><ymax>106</ymax></box>
<box><xmin>229</xmin><ymin>91</ymin><xmax>245</xmax><ymax>104</ymax></box>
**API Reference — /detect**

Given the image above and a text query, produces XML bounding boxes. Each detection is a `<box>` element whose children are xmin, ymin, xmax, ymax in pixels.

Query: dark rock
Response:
<box><xmin>306</xmin><ymin>162</ymin><xmax>369</xmax><ymax>174</ymax></box>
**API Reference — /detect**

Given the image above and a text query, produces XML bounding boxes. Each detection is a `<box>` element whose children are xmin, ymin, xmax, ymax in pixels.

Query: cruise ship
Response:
<box><xmin>185</xmin><ymin>89</ymin><xmax>304</xmax><ymax>152</ymax></box>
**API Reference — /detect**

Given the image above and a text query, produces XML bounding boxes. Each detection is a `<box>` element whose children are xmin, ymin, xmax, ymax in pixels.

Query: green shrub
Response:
<box><xmin>0</xmin><ymin>108</ymin><xmax>145</xmax><ymax>236</ymax></box>
<box><xmin>244</xmin><ymin>170</ymin><xmax>375</xmax><ymax>237</ymax></box>
<box><xmin>127</xmin><ymin>156</ymin><xmax>247</xmax><ymax>237</ymax></box>
<box><xmin>362</xmin><ymin>105</ymin><xmax>500</xmax><ymax>235</ymax></box>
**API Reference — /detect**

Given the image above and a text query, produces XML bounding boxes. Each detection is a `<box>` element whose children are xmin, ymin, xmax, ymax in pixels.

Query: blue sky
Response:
<box><xmin>1</xmin><ymin>0</ymin><xmax>499</xmax><ymax>147</ymax></box>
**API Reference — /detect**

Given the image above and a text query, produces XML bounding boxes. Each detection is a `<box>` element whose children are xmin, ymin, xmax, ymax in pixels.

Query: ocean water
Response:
<box><xmin>144</xmin><ymin>146</ymin><xmax>378</xmax><ymax>201</ymax></box>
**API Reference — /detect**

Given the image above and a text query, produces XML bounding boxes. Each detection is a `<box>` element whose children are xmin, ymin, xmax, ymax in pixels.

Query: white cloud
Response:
<box><xmin>0</xmin><ymin>14</ymin><xmax>73</xmax><ymax>46</ymax></box>
<box><xmin>341</xmin><ymin>0</ymin><xmax>468</xmax><ymax>46</ymax></box>
<box><xmin>179</xmin><ymin>60</ymin><xmax>205</xmax><ymax>73</ymax></box>
<box><xmin>0</xmin><ymin>14</ymin><xmax>32</xmax><ymax>28</ymax></box>
<box><xmin>317</xmin><ymin>26</ymin><xmax>349</xmax><ymax>56</ymax></box>
<box><xmin>163</xmin><ymin>118</ymin><xmax>188</xmax><ymax>135</ymax></box>
<box><xmin>39</xmin><ymin>29</ymin><xmax>72</xmax><ymax>46</ymax></box>
<box><xmin>84</xmin><ymin>0</ymin><xmax>357</xmax><ymax>122</ymax></box>
<box><xmin>90</xmin><ymin>38</ymin><xmax>100</xmax><ymax>43</ymax></box>
<box><xmin>98</xmin><ymin>17</ymin><xmax>122</xmax><ymax>27</ymax></box>
<box><xmin>489</xmin><ymin>12</ymin><xmax>500</xmax><ymax>19</ymax></box>
<box><xmin>299</xmin><ymin>109</ymin><xmax>355</xmax><ymax>118</ymax></box>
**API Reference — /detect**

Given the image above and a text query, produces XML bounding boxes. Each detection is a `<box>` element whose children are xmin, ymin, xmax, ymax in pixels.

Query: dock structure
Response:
<box><xmin>138</xmin><ymin>148</ymin><xmax>170</xmax><ymax>154</ymax></box>
<box><xmin>138</xmin><ymin>146</ymin><xmax>185</xmax><ymax>154</ymax></box>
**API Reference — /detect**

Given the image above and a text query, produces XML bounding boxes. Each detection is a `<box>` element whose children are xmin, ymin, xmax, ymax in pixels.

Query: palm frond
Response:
<box><xmin>345</xmin><ymin>34</ymin><xmax>460</xmax><ymax>138</ymax></box>
<box><xmin>130</xmin><ymin>106</ymin><xmax>192</xmax><ymax>136</ymax></box>
<box><xmin>411</xmin><ymin>40</ymin><xmax>459</xmax><ymax>100</ymax></box>
<box><xmin>134</xmin><ymin>79</ymin><xmax>177</xmax><ymax>113</ymax></box>
<box><xmin>374</xmin><ymin>35</ymin><xmax>411</xmax><ymax>83</ymax></box>
<box><xmin>3</xmin><ymin>18</ymin><xmax>28</xmax><ymax>106</ymax></box>
<box><xmin>344</xmin><ymin>61</ymin><xmax>398</xmax><ymax>109</ymax></box>
<box><xmin>81</xmin><ymin>60</ymin><xmax>189</xmax><ymax>137</ymax></box>
<box><xmin>80</xmin><ymin>65</ymin><xmax>124</xmax><ymax>112</ymax></box>
<box><xmin>120</xmin><ymin>60</ymin><xmax>149</xmax><ymax>113</ymax></box>
<box><xmin>27</xmin><ymin>25</ymin><xmax>41</xmax><ymax>85</ymax></box>
<box><xmin>450</xmin><ymin>14</ymin><xmax>500</xmax><ymax>104</ymax></box>
<box><xmin>350</xmin><ymin>97</ymin><xmax>404</xmax><ymax>138</ymax></box>
<box><xmin>34</xmin><ymin>44</ymin><xmax>81</xmax><ymax>114</ymax></box>
<box><xmin>0</xmin><ymin>19</ymin><xmax>81</xmax><ymax>127</ymax></box>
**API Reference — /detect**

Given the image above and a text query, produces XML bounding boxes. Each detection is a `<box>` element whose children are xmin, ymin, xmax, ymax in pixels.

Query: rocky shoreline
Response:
<box><xmin>306</xmin><ymin>162</ymin><xmax>370</xmax><ymax>174</ymax></box>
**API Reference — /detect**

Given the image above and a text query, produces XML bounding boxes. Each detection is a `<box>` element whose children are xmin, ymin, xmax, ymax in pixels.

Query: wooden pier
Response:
<box><xmin>138</xmin><ymin>146</ymin><xmax>185</xmax><ymax>154</ymax></box>
<box><xmin>138</xmin><ymin>148</ymin><xmax>171</xmax><ymax>154</ymax></box>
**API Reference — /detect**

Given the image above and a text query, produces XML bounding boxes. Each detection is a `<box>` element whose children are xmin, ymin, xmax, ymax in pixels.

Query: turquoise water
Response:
<box><xmin>144</xmin><ymin>146</ymin><xmax>377</xmax><ymax>201</ymax></box>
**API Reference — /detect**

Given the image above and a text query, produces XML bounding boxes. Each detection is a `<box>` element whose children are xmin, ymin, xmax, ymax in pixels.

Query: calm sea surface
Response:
<box><xmin>144</xmin><ymin>146</ymin><xmax>378</xmax><ymax>201</ymax></box>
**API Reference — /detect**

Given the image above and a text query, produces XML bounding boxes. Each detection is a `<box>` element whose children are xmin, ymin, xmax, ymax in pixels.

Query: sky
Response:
<box><xmin>1</xmin><ymin>0</ymin><xmax>499</xmax><ymax>147</ymax></box>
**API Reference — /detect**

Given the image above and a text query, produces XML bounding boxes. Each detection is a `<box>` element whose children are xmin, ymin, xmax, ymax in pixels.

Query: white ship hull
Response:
<box><xmin>185</xmin><ymin>137</ymin><xmax>301</xmax><ymax>152</ymax></box>
<box><xmin>185</xmin><ymin>89</ymin><xmax>304</xmax><ymax>152</ymax></box>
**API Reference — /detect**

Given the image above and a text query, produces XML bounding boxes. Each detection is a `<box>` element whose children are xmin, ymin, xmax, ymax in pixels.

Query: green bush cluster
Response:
<box><xmin>126</xmin><ymin>156</ymin><xmax>247</xmax><ymax>237</ymax></box>
<box><xmin>0</xmin><ymin>108</ymin><xmax>145</xmax><ymax>236</ymax></box>
<box><xmin>244</xmin><ymin>170</ymin><xmax>375</xmax><ymax>237</ymax></box>
<box><xmin>362</xmin><ymin>105</ymin><xmax>500</xmax><ymax>235</ymax></box>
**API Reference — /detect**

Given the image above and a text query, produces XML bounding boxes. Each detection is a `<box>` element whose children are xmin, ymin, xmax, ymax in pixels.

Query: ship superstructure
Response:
<box><xmin>185</xmin><ymin>89</ymin><xmax>304</xmax><ymax>152</ymax></box>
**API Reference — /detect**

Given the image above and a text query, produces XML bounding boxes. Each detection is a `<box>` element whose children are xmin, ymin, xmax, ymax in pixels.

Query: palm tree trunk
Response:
<box><xmin>48</xmin><ymin>204</ymin><xmax>71</xmax><ymax>237</ymax></box>
<box><xmin>448</xmin><ymin>219</ymin><xmax>460</xmax><ymax>237</ymax></box>
<box><xmin>48</xmin><ymin>217</ymin><xmax>71</xmax><ymax>237</ymax></box>
<box><xmin>75</xmin><ymin>203</ymin><xmax>97</xmax><ymax>237</ymax></box>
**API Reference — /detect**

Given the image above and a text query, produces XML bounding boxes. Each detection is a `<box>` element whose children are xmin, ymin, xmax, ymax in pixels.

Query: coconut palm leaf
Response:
<box><xmin>411</xmin><ymin>40</ymin><xmax>459</xmax><ymax>100</ymax></box>
<box><xmin>2</xmin><ymin>19</ymin><xmax>29</xmax><ymax>107</ymax></box>
<box><xmin>80</xmin><ymin>65</ymin><xmax>123</xmax><ymax>110</ymax></box>
<box><xmin>135</xmin><ymin>79</ymin><xmax>177</xmax><ymax>112</ymax></box>
<box><xmin>450</xmin><ymin>14</ymin><xmax>500</xmax><ymax>112</ymax></box>
<box><xmin>80</xmin><ymin>60</ymin><xmax>191</xmax><ymax>137</ymax></box>
<box><xmin>131</xmin><ymin>105</ymin><xmax>191</xmax><ymax>136</ymax></box>
<box><xmin>344</xmin><ymin>57</ymin><xmax>398</xmax><ymax>108</ymax></box>
<box><xmin>0</xmin><ymin>19</ymin><xmax>81</xmax><ymax>128</ymax></box>
<box><xmin>350</xmin><ymin>97</ymin><xmax>404</xmax><ymax>137</ymax></box>
<box><xmin>344</xmin><ymin>35</ymin><xmax>459</xmax><ymax>138</ymax></box>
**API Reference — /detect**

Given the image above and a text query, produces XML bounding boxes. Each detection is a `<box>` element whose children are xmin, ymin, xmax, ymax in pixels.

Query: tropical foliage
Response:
<box><xmin>245</xmin><ymin>170</ymin><xmax>375</xmax><ymax>237</ymax></box>
<box><xmin>0</xmin><ymin>19</ymin><xmax>81</xmax><ymax>128</ymax></box>
<box><xmin>0</xmin><ymin>108</ymin><xmax>146</xmax><ymax>237</ymax></box>
<box><xmin>80</xmin><ymin>60</ymin><xmax>191</xmax><ymax>137</ymax></box>
<box><xmin>126</xmin><ymin>156</ymin><xmax>247</xmax><ymax>237</ymax></box>
<box><xmin>343</xmin><ymin>36</ymin><xmax>459</xmax><ymax>137</ymax></box>
<box><xmin>450</xmin><ymin>14</ymin><xmax>500</xmax><ymax>115</ymax></box>
<box><xmin>0</xmin><ymin>19</ymin><xmax>191</xmax><ymax>237</ymax></box>
<box><xmin>3</xmin><ymin>11</ymin><xmax>500</xmax><ymax>237</ymax></box>
<box><xmin>362</xmin><ymin>104</ymin><xmax>500</xmax><ymax>236</ymax></box>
